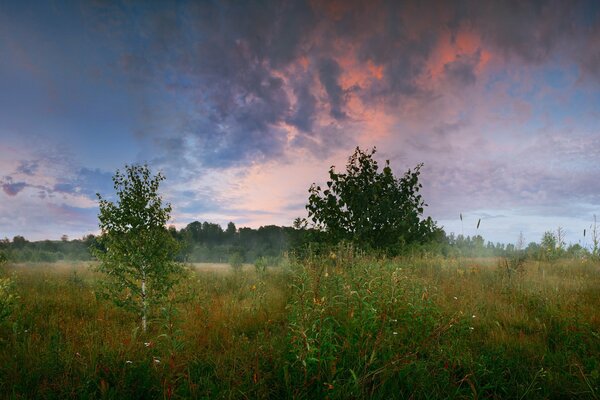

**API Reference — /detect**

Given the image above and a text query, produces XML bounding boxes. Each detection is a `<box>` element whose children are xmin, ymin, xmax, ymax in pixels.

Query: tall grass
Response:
<box><xmin>0</xmin><ymin>257</ymin><xmax>598</xmax><ymax>399</ymax></box>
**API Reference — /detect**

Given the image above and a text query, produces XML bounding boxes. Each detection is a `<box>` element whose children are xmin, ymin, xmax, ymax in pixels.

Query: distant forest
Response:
<box><xmin>0</xmin><ymin>221</ymin><xmax>591</xmax><ymax>264</ymax></box>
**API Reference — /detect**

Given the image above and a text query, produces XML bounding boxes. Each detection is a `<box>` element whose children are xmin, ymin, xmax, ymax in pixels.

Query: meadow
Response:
<box><xmin>0</xmin><ymin>254</ymin><xmax>598</xmax><ymax>399</ymax></box>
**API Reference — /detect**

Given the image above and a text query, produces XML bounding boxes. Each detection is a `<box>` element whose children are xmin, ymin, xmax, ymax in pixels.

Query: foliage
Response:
<box><xmin>254</xmin><ymin>256</ymin><xmax>268</xmax><ymax>273</ymax></box>
<box><xmin>0</xmin><ymin>276</ymin><xmax>17</xmax><ymax>323</ymax></box>
<box><xmin>0</xmin><ymin>251</ymin><xmax>17</xmax><ymax>324</ymax></box>
<box><xmin>306</xmin><ymin>147</ymin><xmax>439</xmax><ymax>254</ymax></box>
<box><xmin>541</xmin><ymin>231</ymin><xmax>558</xmax><ymax>260</ymax></box>
<box><xmin>229</xmin><ymin>252</ymin><xmax>244</xmax><ymax>271</ymax></box>
<box><xmin>93</xmin><ymin>164</ymin><xmax>183</xmax><ymax>332</ymax></box>
<box><xmin>176</xmin><ymin>222</ymin><xmax>299</xmax><ymax>263</ymax></box>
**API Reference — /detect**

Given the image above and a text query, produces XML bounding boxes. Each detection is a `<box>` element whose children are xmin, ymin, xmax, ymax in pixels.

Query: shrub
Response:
<box><xmin>229</xmin><ymin>252</ymin><xmax>244</xmax><ymax>271</ymax></box>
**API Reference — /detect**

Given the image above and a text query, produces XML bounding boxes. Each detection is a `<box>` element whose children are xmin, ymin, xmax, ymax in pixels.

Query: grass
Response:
<box><xmin>0</xmin><ymin>256</ymin><xmax>598</xmax><ymax>399</ymax></box>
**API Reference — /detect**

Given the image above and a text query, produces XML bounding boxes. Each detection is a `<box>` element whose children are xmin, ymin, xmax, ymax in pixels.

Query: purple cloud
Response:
<box><xmin>2</xmin><ymin>180</ymin><xmax>27</xmax><ymax>196</ymax></box>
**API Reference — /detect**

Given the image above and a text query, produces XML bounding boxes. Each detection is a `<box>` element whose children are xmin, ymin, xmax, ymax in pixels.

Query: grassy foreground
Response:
<box><xmin>0</xmin><ymin>256</ymin><xmax>599</xmax><ymax>399</ymax></box>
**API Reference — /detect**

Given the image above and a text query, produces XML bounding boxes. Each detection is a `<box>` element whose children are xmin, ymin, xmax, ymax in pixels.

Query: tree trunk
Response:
<box><xmin>141</xmin><ymin>270</ymin><xmax>147</xmax><ymax>332</ymax></box>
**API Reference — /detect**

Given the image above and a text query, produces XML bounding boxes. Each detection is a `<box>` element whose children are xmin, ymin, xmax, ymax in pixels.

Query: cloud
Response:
<box><xmin>443</xmin><ymin>51</ymin><xmax>481</xmax><ymax>86</ymax></box>
<box><xmin>2</xmin><ymin>0</ymin><xmax>600</xmax><ymax>243</ymax></box>
<box><xmin>1</xmin><ymin>179</ymin><xmax>27</xmax><ymax>196</ymax></box>
<box><xmin>72</xmin><ymin>0</ymin><xmax>600</xmax><ymax>174</ymax></box>
<box><xmin>287</xmin><ymin>76</ymin><xmax>318</xmax><ymax>132</ymax></box>
<box><xmin>317</xmin><ymin>57</ymin><xmax>348</xmax><ymax>120</ymax></box>
<box><xmin>16</xmin><ymin>160</ymin><xmax>39</xmax><ymax>176</ymax></box>
<box><xmin>469</xmin><ymin>0</ymin><xmax>576</xmax><ymax>64</ymax></box>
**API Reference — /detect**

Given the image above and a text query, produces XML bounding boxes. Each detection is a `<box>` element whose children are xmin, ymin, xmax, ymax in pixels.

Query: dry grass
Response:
<box><xmin>0</xmin><ymin>256</ymin><xmax>598</xmax><ymax>399</ymax></box>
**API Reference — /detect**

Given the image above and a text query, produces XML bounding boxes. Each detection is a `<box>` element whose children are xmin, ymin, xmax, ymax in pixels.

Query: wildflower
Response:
<box><xmin>393</xmin><ymin>332</ymin><xmax>398</xmax><ymax>335</ymax></box>
<box><xmin>75</xmin><ymin>352</ymin><xmax>81</xmax><ymax>358</ymax></box>
<box><xmin>153</xmin><ymin>357</ymin><xmax>161</xmax><ymax>364</ymax></box>
<box><xmin>144</xmin><ymin>341</ymin><xmax>152</xmax><ymax>347</ymax></box>
<box><xmin>472</xmin><ymin>315</ymin><xmax>476</xmax><ymax>318</ymax></box>
<box><xmin>126</xmin><ymin>360</ymin><xmax>133</xmax><ymax>364</ymax></box>
<box><xmin>469</xmin><ymin>327</ymin><xmax>474</xmax><ymax>331</ymax></box>
<box><xmin>453</xmin><ymin>296</ymin><xmax>458</xmax><ymax>300</ymax></box>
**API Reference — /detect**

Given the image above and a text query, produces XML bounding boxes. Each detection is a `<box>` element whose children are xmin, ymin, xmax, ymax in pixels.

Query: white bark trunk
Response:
<box><xmin>141</xmin><ymin>270</ymin><xmax>147</xmax><ymax>332</ymax></box>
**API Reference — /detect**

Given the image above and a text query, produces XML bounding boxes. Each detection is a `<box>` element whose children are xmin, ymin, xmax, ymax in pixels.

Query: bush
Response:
<box><xmin>0</xmin><ymin>251</ymin><xmax>16</xmax><ymax>323</ymax></box>
<box><xmin>0</xmin><ymin>276</ymin><xmax>17</xmax><ymax>323</ymax></box>
<box><xmin>229</xmin><ymin>252</ymin><xmax>244</xmax><ymax>271</ymax></box>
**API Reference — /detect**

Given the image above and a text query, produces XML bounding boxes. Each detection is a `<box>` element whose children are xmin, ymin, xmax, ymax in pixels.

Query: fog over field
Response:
<box><xmin>1</xmin><ymin>0</ymin><xmax>600</xmax><ymax>245</ymax></box>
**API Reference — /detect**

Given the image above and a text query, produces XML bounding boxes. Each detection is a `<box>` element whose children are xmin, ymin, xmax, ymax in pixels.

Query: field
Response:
<box><xmin>0</xmin><ymin>255</ymin><xmax>599</xmax><ymax>399</ymax></box>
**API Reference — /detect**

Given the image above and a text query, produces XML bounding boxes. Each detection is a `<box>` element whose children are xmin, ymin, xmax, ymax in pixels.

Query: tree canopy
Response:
<box><xmin>306</xmin><ymin>147</ymin><xmax>439</xmax><ymax>254</ymax></box>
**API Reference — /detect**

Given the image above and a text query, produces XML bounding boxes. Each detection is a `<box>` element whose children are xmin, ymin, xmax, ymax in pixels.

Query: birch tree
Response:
<box><xmin>94</xmin><ymin>164</ymin><xmax>182</xmax><ymax>332</ymax></box>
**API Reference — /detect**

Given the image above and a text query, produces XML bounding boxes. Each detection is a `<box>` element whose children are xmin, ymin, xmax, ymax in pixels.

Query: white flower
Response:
<box><xmin>153</xmin><ymin>357</ymin><xmax>160</xmax><ymax>364</ymax></box>
<box><xmin>126</xmin><ymin>360</ymin><xmax>133</xmax><ymax>364</ymax></box>
<box><xmin>144</xmin><ymin>342</ymin><xmax>151</xmax><ymax>347</ymax></box>
<box><xmin>393</xmin><ymin>332</ymin><xmax>398</xmax><ymax>335</ymax></box>
<box><xmin>472</xmin><ymin>315</ymin><xmax>476</xmax><ymax>318</ymax></box>
<box><xmin>469</xmin><ymin>327</ymin><xmax>474</xmax><ymax>330</ymax></box>
<box><xmin>453</xmin><ymin>297</ymin><xmax>458</xmax><ymax>300</ymax></box>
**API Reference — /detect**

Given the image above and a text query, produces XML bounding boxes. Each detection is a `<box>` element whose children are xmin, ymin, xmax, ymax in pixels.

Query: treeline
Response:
<box><xmin>431</xmin><ymin>233</ymin><xmax>591</xmax><ymax>260</ymax></box>
<box><xmin>0</xmin><ymin>222</ymin><xmax>307</xmax><ymax>264</ymax></box>
<box><xmin>0</xmin><ymin>235</ymin><xmax>95</xmax><ymax>263</ymax></box>
<box><xmin>170</xmin><ymin>221</ymin><xmax>306</xmax><ymax>263</ymax></box>
<box><xmin>1</xmin><ymin>223</ymin><xmax>595</xmax><ymax>264</ymax></box>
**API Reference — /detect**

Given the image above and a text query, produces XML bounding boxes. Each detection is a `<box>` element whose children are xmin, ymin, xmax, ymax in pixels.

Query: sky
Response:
<box><xmin>1</xmin><ymin>0</ymin><xmax>600</xmax><ymax>246</ymax></box>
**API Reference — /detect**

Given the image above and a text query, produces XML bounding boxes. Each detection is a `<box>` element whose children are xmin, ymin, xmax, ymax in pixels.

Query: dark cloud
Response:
<box><xmin>81</xmin><ymin>1</ymin><xmax>385</xmax><ymax>166</ymax></box>
<box><xmin>317</xmin><ymin>57</ymin><xmax>347</xmax><ymax>120</ymax></box>
<box><xmin>578</xmin><ymin>20</ymin><xmax>600</xmax><ymax>80</ymax></box>
<box><xmin>2</xmin><ymin>179</ymin><xmax>27</xmax><ymax>196</ymax></box>
<box><xmin>6</xmin><ymin>165</ymin><xmax>114</xmax><ymax>201</ymax></box>
<box><xmin>72</xmin><ymin>0</ymin><xmax>600</xmax><ymax>171</ymax></box>
<box><xmin>53</xmin><ymin>183</ymin><xmax>76</xmax><ymax>193</ymax></box>
<box><xmin>468</xmin><ymin>0</ymin><xmax>576</xmax><ymax>64</ymax></box>
<box><xmin>16</xmin><ymin>160</ymin><xmax>39</xmax><ymax>176</ymax></box>
<box><xmin>444</xmin><ymin>51</ymin><xmax>480</xmax><ymax>86</ymax></box>
<box><xmin>288</xmin><ymin>76</ymin><xmax>317</xmax><ymax>132</ymax></box>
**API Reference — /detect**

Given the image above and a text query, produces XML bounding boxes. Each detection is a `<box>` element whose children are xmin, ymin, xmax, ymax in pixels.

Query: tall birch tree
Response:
<box><xmin>94</xmin><ymin>164</ymin><xmax>182</xmax><ymax>332</ymax></box>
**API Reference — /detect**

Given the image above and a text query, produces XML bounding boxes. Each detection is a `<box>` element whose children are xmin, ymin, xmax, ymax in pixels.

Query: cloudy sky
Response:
<box><xmin>1</xmin><ymin>0</ymin><xmax>600</xmax><ymax>245</ymax></box>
